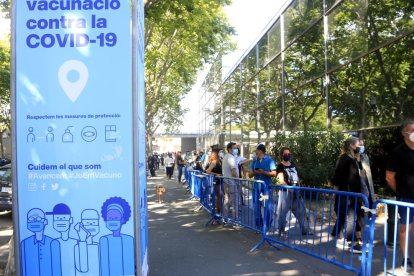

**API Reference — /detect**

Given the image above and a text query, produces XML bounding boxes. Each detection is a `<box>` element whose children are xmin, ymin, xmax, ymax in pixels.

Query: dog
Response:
<box><xmin>156</xmin><ymin>184</ymin><xmax>166</xmax><ymax>203</ymax></box>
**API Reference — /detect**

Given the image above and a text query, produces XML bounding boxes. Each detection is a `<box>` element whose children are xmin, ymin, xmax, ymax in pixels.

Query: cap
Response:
<box><xmin>256</xmin><ymin>144</ymin><xmax>266</xmax><ymax>153</ymax></box>
<box><xmin>46</xmin><ymin>203</ymin><xmax>71</xmax><ymax>215</ymax></box>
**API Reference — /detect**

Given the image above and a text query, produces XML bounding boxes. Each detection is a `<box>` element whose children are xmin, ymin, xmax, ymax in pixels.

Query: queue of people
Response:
<box><xmin>147</xmin><ymin>121</ymin><xmax>414</xmax><ymax>270</ymax></box>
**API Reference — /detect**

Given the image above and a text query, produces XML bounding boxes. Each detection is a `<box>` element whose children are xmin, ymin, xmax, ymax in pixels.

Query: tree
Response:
<box><xmin>0</xmin><ymin>38</ymin><xmax>10</xmax><ymax>157</ymax></box>
<box><xmin>144</xmin><ymin>0</ymin><xmax>234</xmax><ymax>151</ymax></box>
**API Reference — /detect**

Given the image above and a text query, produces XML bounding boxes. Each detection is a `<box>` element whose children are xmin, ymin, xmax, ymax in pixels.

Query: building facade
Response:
<box><xmin>198</xmin><ymin>0</ymin><xmax>413</xmax><ymax>157</ymax></box>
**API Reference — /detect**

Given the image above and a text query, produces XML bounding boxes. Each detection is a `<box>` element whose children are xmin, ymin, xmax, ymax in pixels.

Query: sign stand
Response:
<box><xmin>11</xmin><ymin>1</ymin><xmax>147</xmax><ymax>275</ymax></box>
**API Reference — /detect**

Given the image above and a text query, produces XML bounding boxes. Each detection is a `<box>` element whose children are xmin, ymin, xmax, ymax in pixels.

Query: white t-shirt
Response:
<box><xmin>222</xmin><ymin>153</ymin><xmax>237</xmax><ymax>178</ymax></box>
<box><xmin>165</xmin><ymin>157</ymin><xmax>174</xmax><ymax>167</ymax></box>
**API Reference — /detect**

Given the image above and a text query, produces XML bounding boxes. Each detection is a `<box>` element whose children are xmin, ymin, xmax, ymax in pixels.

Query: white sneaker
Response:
<box><xmin>335</xmin><ymin>238</ymin><xmax>348</xmax><ymax>249</ymax></box>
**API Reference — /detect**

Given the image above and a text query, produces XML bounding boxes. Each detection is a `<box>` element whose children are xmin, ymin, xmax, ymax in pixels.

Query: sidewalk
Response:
<box><xmin>147</xmin><ymin>168</ymin><xmax>352</xmax><ymax>276</ymax></box>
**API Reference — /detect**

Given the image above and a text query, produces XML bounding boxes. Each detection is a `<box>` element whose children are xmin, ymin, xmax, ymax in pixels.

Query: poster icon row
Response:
<box><xmin>27</xmin><ymin>125</ymin><xmax>118</xmax><ymax>143</ymax></box>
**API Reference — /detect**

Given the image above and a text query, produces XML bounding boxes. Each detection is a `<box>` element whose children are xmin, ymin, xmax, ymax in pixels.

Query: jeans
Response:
<box><xmin>276</xmin><ymin>189</ymin><xmax>311</xmax><ymax>234</ymax></box>
<box><xmin>331</xmin><ymin>196</ymin><xmax>364</xmax><ymax>241</ymax></box>
<box><xmin>177</xmin><ymin>165</ymin><xmax>183</xmax><ymax>182</ymax></box>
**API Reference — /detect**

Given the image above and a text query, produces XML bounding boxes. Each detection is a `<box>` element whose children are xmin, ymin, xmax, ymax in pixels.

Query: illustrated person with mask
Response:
<box><xmin>100</xmin><ymin>197</ymin><xmax>134</xmax><ymax>276</ymax></box>
<box><xmin>331</xmin><ymin>137</ymin><xmax>372</xmax><ymax>254</ymax></box>
<box><xmin>21</xmin><ymin>208</ymin><xmax>61</xmax><ymax>276</ymax></box>
<box><xmin>276</xmin><ymin>147</ymin><xmax>313</xmax><ymax>236</ymax></box>
<box><xmin>249</xmin><ymin>144</ymin><xmax>277</xmax><ymax>229</ymax></box>
<box><xmin>386</xmin><ymin>121</ymin><xmax>414</xmax><ymax>272</ymax></box>
<box><xmin>74</xmin><ymin>209</ymin><xmax>101</xmax><ymax>275</ymax></box>
<box><xmin>47</xmin><ymin>203</ymin><xmax>78</xmax><ymax>276</ymax></box>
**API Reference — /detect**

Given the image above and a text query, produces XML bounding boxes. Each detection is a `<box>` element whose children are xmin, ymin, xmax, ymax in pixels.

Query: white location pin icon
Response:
<box><xmin>58</xmin><ymin>60</ymin><xmax>89</xmax><ymax>102</ymax></box>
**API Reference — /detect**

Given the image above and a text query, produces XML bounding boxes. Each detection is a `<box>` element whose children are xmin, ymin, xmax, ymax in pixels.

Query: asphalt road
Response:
<box><xmin>0</xmin><ymin>211</ymin><xmax>13</xmax><ymax>274</ymax></box>
<box><xmin>147</xmin><ymin>170</ymin><xmax>350</xmax><ymax>276</ymax></box>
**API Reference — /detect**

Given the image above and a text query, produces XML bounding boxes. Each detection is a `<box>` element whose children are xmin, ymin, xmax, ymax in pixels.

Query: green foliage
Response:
<box><xmin>271</xmin><ymin>130</ymin><xmax>347</xmax><ymax>188</ymax></box>
<box><xmin>0</xmin><ymin>38</ymin><xmax>10</xmax><ymax>130</ymax></box>
<box><xmin>145</xmin><ymin>0</ymin><xmax>234</xmax><ymax>140</ymax></box>
<box><xmin>0</xmin><ymin>0</ymin><xmax>10</xmax><ymax>18</ymax></box>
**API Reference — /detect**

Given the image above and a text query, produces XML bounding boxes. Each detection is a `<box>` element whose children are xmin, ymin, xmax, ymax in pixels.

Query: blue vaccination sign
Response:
<box><xmin>13</xmin><ymin>1</ymin><xmax>147</xmax><ymax>275</ymax></box>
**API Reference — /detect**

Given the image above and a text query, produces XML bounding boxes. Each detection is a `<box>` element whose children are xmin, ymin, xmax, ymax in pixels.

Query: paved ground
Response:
<box><xmin>0</xmin><ymin>211</ymin><xmax>13</xmax><ymax>275</ymax></box>
<box><xmin>147</xmin><ymin>169</ymin><xmax>354</xmax><ymax>276</ymax></box>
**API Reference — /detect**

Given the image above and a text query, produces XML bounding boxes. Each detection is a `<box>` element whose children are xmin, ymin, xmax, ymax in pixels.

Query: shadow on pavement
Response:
<box><xmin>147</xmin><ymin>169</ymin><xmax>352</xmax><ymax>276</ymax></box>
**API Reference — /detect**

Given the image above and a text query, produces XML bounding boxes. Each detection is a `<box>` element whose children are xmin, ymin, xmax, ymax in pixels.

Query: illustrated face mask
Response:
<box><xmin>106</xmin><ymin>220</ymin><xmax>122</xmax><ymax>231</ymax></box>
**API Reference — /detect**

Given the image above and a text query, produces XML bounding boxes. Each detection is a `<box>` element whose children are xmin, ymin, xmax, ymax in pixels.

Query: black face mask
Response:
<box><xmin>353</xmin><ymin>147</ymin><xmax>361</xmax><ymax>154</ymax></box>
<box><xmin>283</xmin><ymin>154</ymin><xmax>291</xmax><ymax>162</ymax></box>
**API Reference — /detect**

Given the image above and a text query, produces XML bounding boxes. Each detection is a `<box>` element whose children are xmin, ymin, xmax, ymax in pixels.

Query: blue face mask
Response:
<box><xmin>106</xmin><ymin>220</ymin><xmax>122</xmax><ymax>231</ymax></box>
<box><xmin>359</xmin><ymin>146</ymin><xmax>365</xmax><ymax>154</ymax></box>
<box><xmin>232</xmin><ymin>148</ymin><xmax>239</xmax><ymax>156</ymax></box>
<box><xmin>28</xmin><ymin>222</ymin><xmax>44</xmax><ymax>232</ymax></box>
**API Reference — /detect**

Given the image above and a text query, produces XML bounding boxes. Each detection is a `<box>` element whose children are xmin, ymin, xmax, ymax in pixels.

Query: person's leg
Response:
<box><xmin>253</xmin><ymin>184</ymin><xmax>262</xmax><ymax>228</ymax></box>
<box><xmin>276</xmin><ymin>189</ymin><xmax>289</xmax><ymax>233</ymax></box>
<box><xmin>291</xmin><ymin>192</ymin><xmax>311</xmax><ymax>234</ymax></box>
<box><xmin>215</xmin><ymin>183</ymin><xmax>221</xmax><ymax>214</ymax></box>
<box><xmin>178</xmin><ymin>165</ymin><xmax>183</xmax><ymax>182</ymax></box>
<box><xmin>223</xmin><ymin>182</ymin><xmax>230</xmax><ymax>221</ymax></box>
<box><xmin>331</xmin><ymin>195</ymin><xmax>346</xmax><ymax>239</ymax></box>
<box><xmin>400</xmin><ymin>223</ymin><xmax>413</xmax><ymax>259</ymax></box>
<box><xmin>398</xmin><ymin>205</ymin><xmax>414</xmax><ymax>260</ymax></box>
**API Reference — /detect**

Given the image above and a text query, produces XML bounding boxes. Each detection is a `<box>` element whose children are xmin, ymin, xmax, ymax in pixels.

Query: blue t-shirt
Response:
<box><xmin>250</xmin><ymin>155</ymin><xmax>277</xmax><ymax>186</ymax></box>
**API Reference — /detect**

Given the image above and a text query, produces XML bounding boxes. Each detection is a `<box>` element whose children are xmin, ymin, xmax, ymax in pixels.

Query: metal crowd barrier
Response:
<box><xmin>214</xmin><ymin>176</ymin><xmax>267</xmax><ymax>233</ymax></box>
<box><xmin>261</xmin><ymin>185</ymin><xmax>370</xmax><ymax>275</ymax></box>
<box><xmin>366</xmin><ymin>199</ymin><xmax>414</xmax><ymax>276</ymax></box>
<box><xmin>183</xmin><ymin>173</ymin><xmax>410</xmax><ymax>276</ymax></box>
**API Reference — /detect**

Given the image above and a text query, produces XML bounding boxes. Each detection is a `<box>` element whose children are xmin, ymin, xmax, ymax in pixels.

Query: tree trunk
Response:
<box><xmin>0</xmin><ymin>131</ymin><xmax>4</xmax><ymax>157</ymax></box>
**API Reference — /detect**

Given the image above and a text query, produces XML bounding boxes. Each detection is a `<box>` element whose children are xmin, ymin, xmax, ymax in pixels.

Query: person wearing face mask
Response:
<box><xmin>21</xmin><ymin>208</ymin><xmax>61</xmax><ymax>276</ymax></box>
<box><xmin>386</xmin><ymin>121</ymin><xmax>414</xmax><ymax>272</ymax></box>
<box><xmin>74</xmin><ymin>209</ymin><xmax>101</xmax><ymax>275</ymax></box>
<box><xmin>222</xmin><ymin>142</ymin><xmax>241</xmax><ymax>225</ymax></box>
<box><xmin>100</xmin><ymin>197</ymin><xmax>134</xmax><ymax>276</ymax></box>
<box><xmin>331</xmin><ymin>137</ymin><xmax>372</xmax><ymax>254</ymax></box>
<box><xmin>248</xmin><ymin>144</ymin><xmax>277</xmax><ymax>229</ymax></box>
<box><xmin>276</xmin><ymin>147</ymin><xmax>313</xmax><ymax>236</ymax></box>
<box><xmin>47</xmin><ymin>203</ymin><xmax>77</xmax><ymax>276</ymax></box>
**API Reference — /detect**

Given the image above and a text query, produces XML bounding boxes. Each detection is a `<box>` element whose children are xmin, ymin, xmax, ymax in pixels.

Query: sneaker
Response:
<box><xmin>335</xmin><ymin>238</ymin><xmax>348</xmax><ymax>249</ymax></box>
<box><xmin>349</xmin><ymin>243</ymin><xmax>363</xmax><ymax>254</ymax></box>
<box><xmin>401</xmin><ymin>258</ymin><xmax>414</xmax><ymax>274</ymax></box>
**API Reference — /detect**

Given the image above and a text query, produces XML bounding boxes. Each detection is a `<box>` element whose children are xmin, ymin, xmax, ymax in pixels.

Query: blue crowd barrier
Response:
<box><xmin>214</xmin><ymin>176</ymin><xmax>267</xmax><ymax>233</ymax></box>
<box><xmin>262</xmin><ymin>185</ymin><xmax>370</xmax><ymax>275</ymax></box>
<box><xmin>184</xmin><ymin>173</ymin><xmax>412</xmax><ymax>275</ymax></box>
<box><xmin>366</xmin><ymin>199</ymin><xmax>414</xmax><ymax>276</ymax></box>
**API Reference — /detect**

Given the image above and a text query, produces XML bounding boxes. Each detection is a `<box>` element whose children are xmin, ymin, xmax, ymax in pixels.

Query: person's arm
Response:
<box><xmin>386</xmin><ymin>150</ymin><xmax>399</xmax><ymax>193</ymax></box>
<box><xmin>206</xmin><ymin>161</ymin><xmax>217</xmax><ymax>174</ymax></box>
<box><xmin>256</xmin><ymin>159</ymin><xmax>277</xmax><ymax>177</ymax></box>
<box><xmin>386</xmin><ymin>170</ymin><xmax>397</xmax><ymax>193</ymax></box>
<box><xmin>277</xmin><ymin>172</ymin><xmax>285</xmax><ymax>185</ymax></box>
<box><xmin>228</xmin><ymin>157</ymin><xmax>238</xmax><ymax>178</ymax></box>
<box><xmin>248</xmin><ymin>160</ymin><xmax>257</xmax><ymax>178</ymax></box>
<box><xmin>332</xmin><ymin>155</ymin><xmax>348</xmax><ymax>190</ymax></box>
<box><xmin>231</xmin><ymin>168</ymin><xmax>238</xmax><ymax>178</ymax></box>
<box><xmin>276</xmin><ymin>164</ymin><xmax>286</xmax><ymax>185</ymax></box>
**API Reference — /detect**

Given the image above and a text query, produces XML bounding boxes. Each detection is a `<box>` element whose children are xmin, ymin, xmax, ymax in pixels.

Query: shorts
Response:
<box><xmin>397</xmin><ymin>198</ymin><xmax>414</xmax><ymax>224</ymax></box>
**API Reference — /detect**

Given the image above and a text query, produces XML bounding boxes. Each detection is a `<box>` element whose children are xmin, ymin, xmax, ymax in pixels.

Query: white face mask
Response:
<box><xmin>219</xmin><ymin>152</ymin><xmax>224</xmax><ymax>158</ymax></box>
<box><xmin>410</xmin><ymin>132</ymin><xmax>414</xmax><ymax>142</ymax></box>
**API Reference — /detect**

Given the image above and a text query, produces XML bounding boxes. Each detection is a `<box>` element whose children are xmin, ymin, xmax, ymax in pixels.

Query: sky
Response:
<box><xmin>179</xmin><ymin>0</ymin><xmax>287</xmax><ymax>134</ymax></box>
